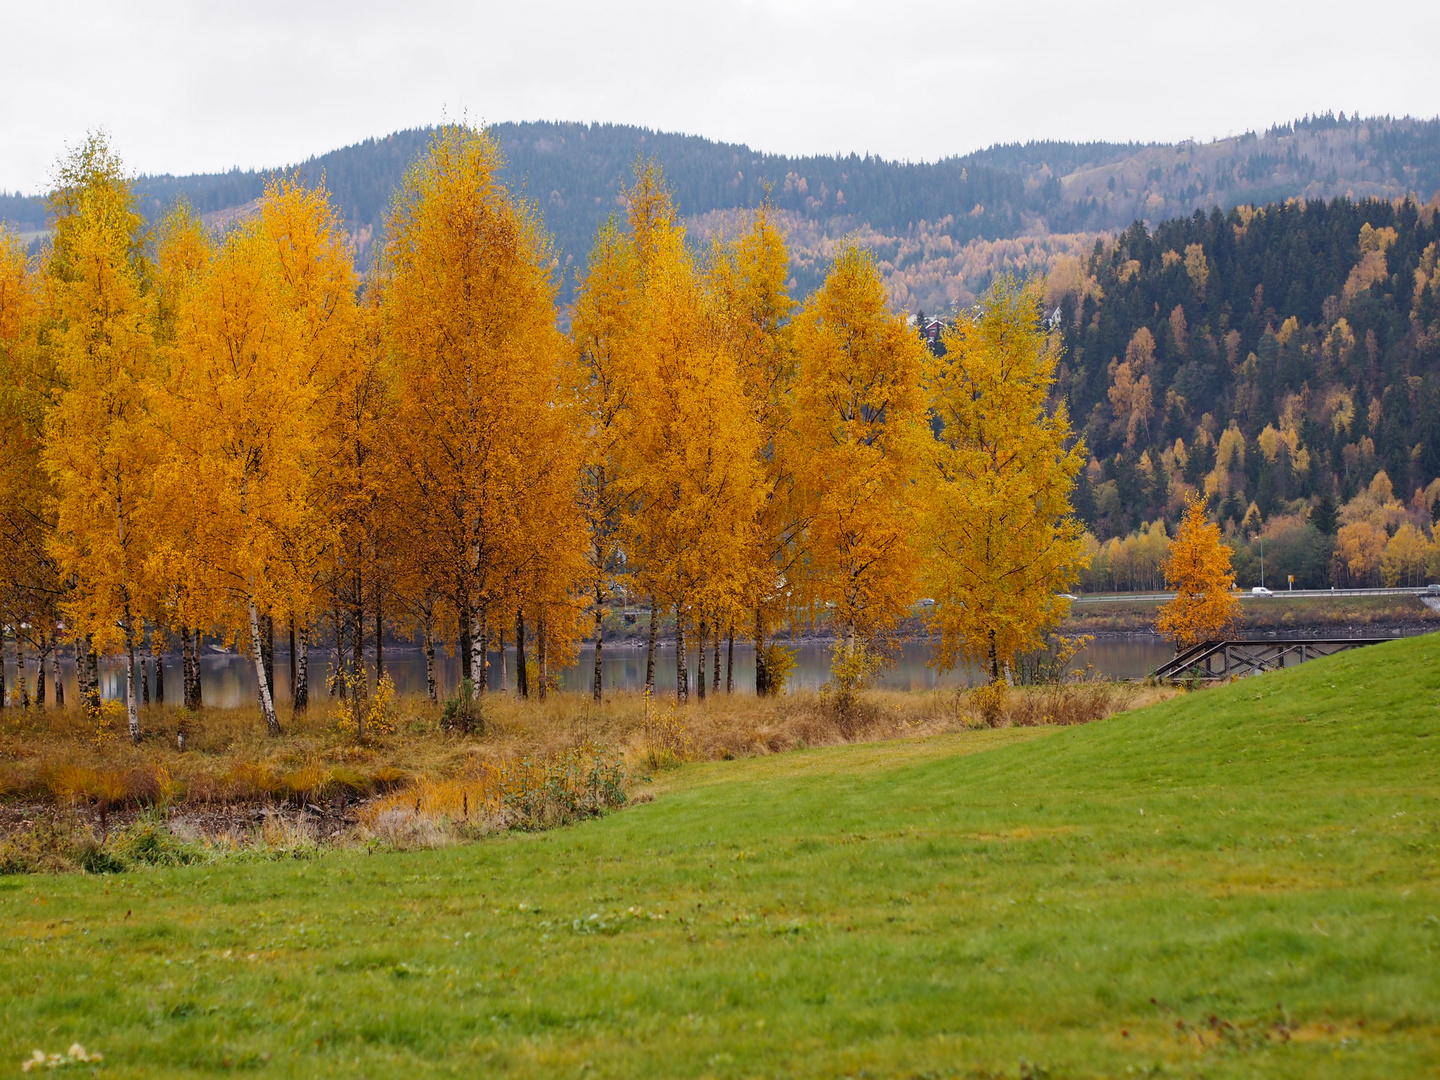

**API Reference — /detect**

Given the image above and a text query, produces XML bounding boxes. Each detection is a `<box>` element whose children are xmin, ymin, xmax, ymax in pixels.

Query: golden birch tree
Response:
<box><xmin>788</xmin><ymin>241</ymin><xmax>928</xmax><ymax>655</ymax></box>
<box><xmin>383</xmin><ymin>125</ymin><xmax>584</xmax><ymax>698</ymax></box>
<box><xmin>922</xmin><ymin>276</ymin><xmax>1088</xmax><ymax>683</ymax></box>
<box><xmin>0</xmin><ymin>226</ymin><xmax>62</xmax><ymax>710</ymax></box>
<box><xmin>614</xmin><ymin>166</ymin><xmax>763</xmax><ymax>703</ymax></box>
<box><xmin>702</xmin><ymin>203</ymin><xmax>799</xmax><ymax>693</ymax></box>
<box><xmin>42</xmin><ymin>134</ymin><xmax>162</xmax><ymax>741</ymax></box>
<box><xmin>158</xmin><ymin>178</ymin><xmax>353</xmax><ymax>734</ymax></box>
<box><xmin>1156</xmin><ymin>493</ymin><xmax>1238</xmax><ymax>650</ymax></box>
<box><xmin>569</xmin><ymin>216</ymin><xmax>646</xmax><ymax>700</ymax></box>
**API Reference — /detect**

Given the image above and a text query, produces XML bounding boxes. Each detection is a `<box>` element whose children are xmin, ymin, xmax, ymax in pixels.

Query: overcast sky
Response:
<box><xmin>3</xmin><ymin>0</ymin><xmax>1439</xmax><ymax>194</ymax></box>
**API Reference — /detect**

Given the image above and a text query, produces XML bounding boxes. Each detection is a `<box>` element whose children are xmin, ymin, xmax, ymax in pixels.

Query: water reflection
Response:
<box><xmin>3</xmin><ymin>636</ymin><xmax>1178</xmax><ymax>708</ymax></box>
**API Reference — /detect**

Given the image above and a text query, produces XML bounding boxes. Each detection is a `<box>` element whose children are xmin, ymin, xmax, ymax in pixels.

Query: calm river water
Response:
<box><xmin>5</xmin><ymin>637</ymin><xmax>1178</xmax><ymax>709</ymax></box>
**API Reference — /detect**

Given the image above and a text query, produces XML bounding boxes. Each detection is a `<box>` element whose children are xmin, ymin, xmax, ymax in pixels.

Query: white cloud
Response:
<box><xmin>2</xmin><ymin>0</ymin><xmax>1437</xmax><ymax>191</ymax></box>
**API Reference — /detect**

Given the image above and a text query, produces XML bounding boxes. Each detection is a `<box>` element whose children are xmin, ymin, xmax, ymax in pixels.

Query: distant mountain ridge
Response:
<box><xmin>3</xmin><ymin>114</ymin><xmax>1439</xmax><ymax>310</ymax></box>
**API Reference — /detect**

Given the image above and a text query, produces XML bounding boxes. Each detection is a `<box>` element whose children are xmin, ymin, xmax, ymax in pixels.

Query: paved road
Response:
<box><xmin>1072</xmin><ymin>587</ymin><xmax>1438</xmax><ymax>604</ymax></box>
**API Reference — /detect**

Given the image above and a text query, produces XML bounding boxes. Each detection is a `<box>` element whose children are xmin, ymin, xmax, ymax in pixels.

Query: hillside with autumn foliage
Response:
<box><xmin>1047</xmin><ymin>195</ymin><xmax>1440</xmax><ymax>590</ymax></box>
<box><xmin>4</xmin><ymin>112</ymin><xmax>1439</xmax><ymax>313</ymax></box>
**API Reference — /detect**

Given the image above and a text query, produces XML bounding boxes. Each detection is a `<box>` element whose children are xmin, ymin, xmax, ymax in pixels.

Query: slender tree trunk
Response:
<box><xmin>249</xmin><ymin>597</ymin><xmax>281</xmax><ymax>736</ymax></box>
<box><xmin>422</xmin><ymin>609</ymin><xmax>436</xmax><ymax>703</ymax></box>
<box><xmin>333</xmin><ymin>608</ymin><xmax>346</xmax><ymax>699</ymax></box>
<box><xmin>645</xmin><ymin>600</ymin><xmax>658</xmax><ymax>695</ymax></box>
<box><xmin>474</xmin><ymin>609</ymin><xmax>489</xmax><ymax>694</ymax></box>
<box><xmin>696</xmin><ymin>619</ymin><xmax>707</xmax><ymax>701</ymax></box>
<box><xmin>676</xmin><ymin>606</ymin><xmax>689</xmax><ymax>704</ymax></box>
<box><xmin>52</xmin><ymin>648</ymin><xmax>65</xmax><ymax>707</ymax></box>
<box><xmin>192</xmin><ymin>632</ymin><xmax>203</xmax><ymax>706</ymax></box>
<box><xmin>261</xmin><ymin>612</ymin><xmax>275</xmax><ymax>705</ymax></box>
<box><xmin>349</xmin><ymin>600</ymin><xmax>364</xmax><ymax>700</ymax></box>
<box><xmin>154</xmin><ymin>647</ymin><xmax>163</xmax><ymax>705</ymax></box>
<box><xmin>294</xmin><ymin>619</ymin><xmax>310</xmax><ymax>712</ymax></box>
<box><xmin>35</xmin><ymin>641</ymin><xmax>47</xmax><ymax>707</ymax></box>
<box><xmin>19</xmin><ymin>648</ymin><xmax>30</xmax><ymax>708</ymax></box>
<box><xmin>478</xmin><ymin>613</ymin><xmax>495</xmax><ymax>696</ymax></box>
<box><xmin>374</xmin><ymin>596</ymin><xmax>384</xmax><ymax>685</ymax></box>
<box><xmin>459</xmin><ymin>595</ymin><xmax>473</xmax><ymax>683</ymax></box>
<box><xmin>499</xmin><ymin>628</ymin><xmax>508</xmax><ymax>692</ymax></box>
<box><xmin>288</xmin><ymin>617</ymin><xmax>297</xmax><ymax>700</ymax></box>
<box><xmin>515</xmin><ymin>608</ymin><xmax>528</xmax><ymax>699</ymax></box>
<box><xmin>537</xmin><ymin>612</ymin><xmax>548</xmax><ymax>701</ymax></box>
<box><xmin>726</xmin><ymin>626</ymin><xmax>735</xmax><ymax>694</ymax></box>
<box><xmin>713</xmin><ymin>633</ymin><xmax>721</xmax><ymax>694</ymax></box>
<box><xmin>123</xmin><ymin>606</ymin><xmax>140</xmax><ymax>742</ymax></box>
<box><xmin>181</xmin><ymin>626</ymin><xmax>194</xmax><ymax>709</ymax></box>
<box><xmin>988</xmin><ymin>629</ymin><xmax>1000</xmax><ymax>684</ymax></box>
<box><xmin>0</xmin><ymin>635</ymin><xmax>6</xmax><ymax>708</ymax></box>
<box><xmin>86</xmin><ymin>641</ymin><xmax>101</xmax><ymax>715</ymax></box>
<box><xmin>592</xmin><ymin>588</ymin><xmax>604</xmax><ymax>703</ymax></box>
<box><xmin>755</xmin><ymin>608</ymin><xmax>768</xmax><ymax>697</ymax></box>
<box><xmin>139</xmin><ymin>655</ymin><xmax>148</xmax><ymax>706</ymax></box>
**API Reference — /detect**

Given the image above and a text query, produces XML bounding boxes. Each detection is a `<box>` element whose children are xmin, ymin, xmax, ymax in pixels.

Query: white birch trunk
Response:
<box><xmin>249</xmin><ymin>597</ymin><xmax>281</xmax><ymax>736</ymax></box>
<box><xmin>295</xmin><ymin>619</ymin><xmax>309</xmax><ymax>711</ymax></box>
<box><xmin>470</xmin><ymin>613</ymin><xmax>485</xmax><ymax>693</ymax></box>
<box><xmin>124</xmin><ymin>611</ymin><xmax>140</xmax><ymax>742</ymax></box>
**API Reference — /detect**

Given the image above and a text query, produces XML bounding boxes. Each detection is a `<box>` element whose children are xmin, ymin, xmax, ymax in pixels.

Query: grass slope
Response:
<box><xmin>3</xmin><ymin>636</ymin><xmax>1438</xmax><ymax>1078</ymax></box>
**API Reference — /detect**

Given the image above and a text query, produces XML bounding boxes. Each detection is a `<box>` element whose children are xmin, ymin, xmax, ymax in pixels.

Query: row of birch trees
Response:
<box><xmin>0</xmin><ymin>126</ymin><xmax>1089</xmax><ymax>738</ymax></box>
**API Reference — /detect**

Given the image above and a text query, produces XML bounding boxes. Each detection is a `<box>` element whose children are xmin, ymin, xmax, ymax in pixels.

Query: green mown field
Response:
<box><xmin>3</xmin><ymin>635</ymin><xmax>1438</xmax><ymax>1078</ymax></box>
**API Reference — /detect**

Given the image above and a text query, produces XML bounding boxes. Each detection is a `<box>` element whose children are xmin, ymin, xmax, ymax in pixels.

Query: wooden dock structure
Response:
<box><xmin>1153</xmin><ymin>637</ymin><xmax>1392</xmax><ymax>682</ymax></box>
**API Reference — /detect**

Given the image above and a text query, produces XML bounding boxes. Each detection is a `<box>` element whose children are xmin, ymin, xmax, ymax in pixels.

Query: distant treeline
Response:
<box><xmin>5</xmin><ymin>113</ymin><xmax>1440</xmax><ymax>306</ymax></box>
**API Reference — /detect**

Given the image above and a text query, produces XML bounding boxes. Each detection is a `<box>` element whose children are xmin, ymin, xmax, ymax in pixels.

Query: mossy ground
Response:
<box><xmin>2</xmin><ymin>634</ymin><xmax>1438</xmax><ymax>1078</ymax></box>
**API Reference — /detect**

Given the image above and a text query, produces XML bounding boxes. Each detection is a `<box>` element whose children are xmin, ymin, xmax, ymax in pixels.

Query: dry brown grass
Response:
<box><xmin>0</xmin><ymin>680</ymin><xmax>1177</xmax><ymax>841</ymax></box>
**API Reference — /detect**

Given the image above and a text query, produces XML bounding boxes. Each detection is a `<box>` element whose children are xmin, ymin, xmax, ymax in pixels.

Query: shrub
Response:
<box><xmin>497</xmin><ymin>749</ymin><xmax>628</xmax><ymax>831</ymax></box>
<box><xmin>637</xmin><ymin>693</ymin><xmax>692</xmax><ymax>769</ymax></box>
<box><xmin>1012</xmin><ymin>633</ymin><xmax>1094</xmax><ymax>686</ymax></box>
<box><xmin>335</xmin><ymin>672</ymin><xmax>399</xmax><ymax>741</ymax></box>
<box><xmin>440</xmin><ymin>678</ymin><xmax>485</xmax><ymax>735</ymax></box>
<box><xmin>820</xmin><ymin>642</ymin><xmax>884</xmax><ymax>737</ymax></box>
<box><xmin>1008</xmin><ymin>682</ymin><xmax>1120</xmax><ymax>727</ymax></box>
<box><xmin>361</xmin><ymin>747</ymin><xmax>629</xmax><ymax>840</ymax></box>
<box><xmin>108</xmin><ymin>814</ymin><xmax>207</xmax><ymax>868</ymax></box>
<box><xmin>966</xmin><ymin>682</ymin><xmax>1011</xmax><ymax>728</ymax></box>
<box><xmin>0</xmin><ymin>815</ymin><xmax>93</xmax><ymax>874</ymax></box>
<box><xmin>227</xmin><ymin>761</ymin><xmax>283</xmax><ymax>800</ymax></box>
<box><xmin>758</xmin><ymin>643</ymin><xmax>797</xmax><ymax>696</ymax></box>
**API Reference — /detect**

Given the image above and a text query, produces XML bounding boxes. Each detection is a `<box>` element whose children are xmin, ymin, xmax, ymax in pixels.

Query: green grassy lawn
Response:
<box><xmin>3</xmin><ymin>636</ymin><xmax>1438</xmax><ymax>1078</ymax></box>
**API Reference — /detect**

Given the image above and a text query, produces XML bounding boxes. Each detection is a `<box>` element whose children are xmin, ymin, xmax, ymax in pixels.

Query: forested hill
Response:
<box><xmin>1057</xmin><ymin>194</ymin><xmax>1440</xmax><ymax>585</ymax></box>
<box><xmin>3</xmin><ymin>114</ymin><xmax>1439</xmax><ymax>309</ymax></box>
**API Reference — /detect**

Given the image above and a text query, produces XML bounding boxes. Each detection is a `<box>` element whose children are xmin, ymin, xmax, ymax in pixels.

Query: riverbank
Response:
<box><xmin>0</xmin><ymin>681</ymin><xmax>1173</xmax><ymax>869</ymax></box>
<box><xmin>1061</xmin><ymin>591</ymin><xmax>1440</xmax><ymax>637</ymax></box>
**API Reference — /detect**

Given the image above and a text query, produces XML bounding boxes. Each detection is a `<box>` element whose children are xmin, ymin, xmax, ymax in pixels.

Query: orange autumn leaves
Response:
<box><xmin>6</xmin><ymin>124</ymin><xmax>1110</xmax><ymax>722</ymax></box>
<box><xmin>1156</xmin><ymin>494</ymin><xmax>1239</xmax><ymax>649</ymax></box>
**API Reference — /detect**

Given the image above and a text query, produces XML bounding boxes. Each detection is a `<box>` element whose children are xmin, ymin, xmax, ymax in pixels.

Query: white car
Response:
<box><xmin>1251</xmin><ymin>586</ymin><xmax>1273</xmax><ymax>596</ymax></box>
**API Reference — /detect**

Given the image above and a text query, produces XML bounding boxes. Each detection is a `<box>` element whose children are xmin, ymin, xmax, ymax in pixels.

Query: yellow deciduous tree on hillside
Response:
<box><xmin>922</xmin><ymin>276</ymin><xmax>1088</xmax><ymax>684</ymax></box>
<box><xmin>1156</xmin><ymin>493</ymin><xmax>1238</xmax><ymax>651</ymax></box>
